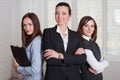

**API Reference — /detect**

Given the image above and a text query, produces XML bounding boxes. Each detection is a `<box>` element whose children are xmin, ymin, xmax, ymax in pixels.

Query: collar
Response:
<box><xmin>82</xmin><ymin>35</ymin><xmax>91</xmax><ymax>41</ymax></box>
<box><xmin>56</xmin><ymin>26</ymin><xmax>68</xmax><ymax>35</ymax></box>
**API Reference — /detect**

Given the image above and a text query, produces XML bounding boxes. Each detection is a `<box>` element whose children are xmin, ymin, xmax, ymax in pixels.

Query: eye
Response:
<box><xmin>84</xmin><ymin>24</ymin><xmax>88</xmax><ymax>27</ymax></box>
<box><xmin>55</xmin><ymin>12</ymin><xmax>59</xmax><ymax>15</ymax></box>
<box><xmin>28</xmin><ymin>23</ymin><xmax>33</xmax><ymax>26</ymax></box>
<box><xmin>91</xmin><ymin>25</ymin><xmax>94</xmax><ymax>28</ymax></box>
<box><xmin>55</xmin><ymin>12</ymin><xmax>57</xmax><ymax>15</ymax></box>
<box><xmin>62</xmin><ymin>12</ymin><xmax>67</xmax><ymax>15</ymax></box>
<box><xmin>23</xmin><ymin>24</ymin><xmax>26</xmax><ymax>27</ymax></box>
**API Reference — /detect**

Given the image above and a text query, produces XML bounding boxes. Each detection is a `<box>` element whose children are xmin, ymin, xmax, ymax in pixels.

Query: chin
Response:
<box><xmin>27</xmin><ymin>33</ymin><xmax>32</xmax><ymax>35</ymax></box>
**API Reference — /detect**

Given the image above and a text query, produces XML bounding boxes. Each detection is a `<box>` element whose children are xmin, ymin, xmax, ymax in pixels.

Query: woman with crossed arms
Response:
<box><xmin>42</xmin><ymin>2</ymin><xmax>86</xmax><ymax>80</ymax></box>
<box><xmin>76</xmin><ymin>16</ymin><xmax>109</xmax><ymax>80</ymax></box>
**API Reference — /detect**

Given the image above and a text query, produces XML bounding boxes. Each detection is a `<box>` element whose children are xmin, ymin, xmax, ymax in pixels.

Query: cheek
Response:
<box><xmin>55</xmin><ymin>16</ymin><xmax>58</xmax><ymax>22</ymax></box>
<box><xmin>92</xmin><ymin>28</ymin><xmax>95</xmax><ymax>33</ymax></box>
<box><xmin>55</xmin><ymin>15</ymin><xmax>58</xmax><ymax>19</ymax></box>
<box><xmin>83</xmin><ymin>30</ymin><xmax>87</xmax><ymax>35</ymax></box>
<box><xmin>82</xmin><ymin>28</ymin><xmax>87</xmax><ymax>33</ymax></box>
<box><xmin>31</xmin><ymin>27</ymin><xmax>34</xmax><ymax>32</ymax></box>
<box><xmin>23</xmin><ymin>27</ymin><xmax>27</xmax><ymax>32</ymax></box>
<box><xmin>66</xmin><ymin>16</ymin><xmax>70</xmax><ymax>21</ymax></box>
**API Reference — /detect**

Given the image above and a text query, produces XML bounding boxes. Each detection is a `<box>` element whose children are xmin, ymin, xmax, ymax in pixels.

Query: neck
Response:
<box><xmin>59</xmin><ymin>26</ymin><xmax>67</xmax><ymax>33</ymax></box>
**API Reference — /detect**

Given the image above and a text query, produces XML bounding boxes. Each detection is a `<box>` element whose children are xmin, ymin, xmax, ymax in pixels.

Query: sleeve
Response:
<box><xmin>17</xmin><ymin>37</ymin><xmax>42</xmax><ymax>78</ymax></box>
<box><xmin>42</xmin><ymin>29</ymin><xmax>86</xmax><ymax>65</ymax></box>
<box><xmin>85</xmin><ymin>49</ymin><xmax>109</xmax><ymax>73</ymax></box>
<box><xmin>62</xmin><ymin>33</ymin><xmax>86</xmax><ymax>65</ymax></box>
<box><xmin>63</xmin><ymin>54</ymin><xmax>86</xmax><ymax>65</ymax></box>
<box><xmin>42</xmin><ymin>29</ymin><xmax>58</xmax><ymax>65</ymax></box>
<box><xmin>42</xmin><ymin>29</ymin><xmax>53</xmax><ymax>51</ymax></box>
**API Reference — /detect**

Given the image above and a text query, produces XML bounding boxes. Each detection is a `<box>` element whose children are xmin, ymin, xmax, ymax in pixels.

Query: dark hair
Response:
<box><xmin>21</xmin><ymin>12</ymin><xmax>42</xmax><ymax>47</ymax></box>
<box><xmin>77</xmin><ymin>16</ymin><xmax>97</xmax><ymax>42</ymax></box>
<box><xmin>56</xmin><ymin>2</ymin><xmax>71</xmax><ymax>15</ymax></box>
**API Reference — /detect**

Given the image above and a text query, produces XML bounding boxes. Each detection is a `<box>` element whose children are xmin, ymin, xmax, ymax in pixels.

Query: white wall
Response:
<box><xmin>0</xmin><ymin>0</ymin><xmax>21</xmax><ymax>79</ymax></box>
<box><xmin>0</xmin><ymin>0</ymin><xmax>13</xmax><ymax>79</ymax></box>
<box><xmin>103</xmin><ymin>61</ymin><xmax>120</xmax><ymax>80</ymax></box>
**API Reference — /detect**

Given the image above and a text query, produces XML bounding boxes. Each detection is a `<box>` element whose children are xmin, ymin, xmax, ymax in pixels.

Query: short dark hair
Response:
<box><xmin>56</xmin><ymin>2</ymin><xmax>71</xmax><ymax>15</ymax></box>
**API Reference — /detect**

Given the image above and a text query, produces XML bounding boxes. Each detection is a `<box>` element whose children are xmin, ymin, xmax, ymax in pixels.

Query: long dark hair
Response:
<box><xmin>21</xmin><ymin>12</ymin><xmax>42</xmax><ymax>47</ymax></box>
<box><xmin>77</xmin><ymin>16</ymin><xmax>97</xmax><ymax>42</ymax></box>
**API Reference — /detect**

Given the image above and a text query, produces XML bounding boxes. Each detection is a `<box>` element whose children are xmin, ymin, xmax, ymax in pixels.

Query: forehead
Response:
<box><xmin>23</xmin><ymin>17</ymin><xmax>32</xmax><ymax>23</ymax></box>
<box><xmin>56</xmin><ymin>6</ymin><xmax>69</xmax><ymax>12</ymax></box>
<box><xmin>87</xmin><ymin>20</ymin><xmax>94</xmax><ymax>24</ymax></box>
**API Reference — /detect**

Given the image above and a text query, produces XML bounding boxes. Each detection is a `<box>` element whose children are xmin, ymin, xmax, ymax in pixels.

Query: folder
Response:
<box><xmin>10</xmin><ymin>45</ymin><xmax>31</xmax><ymax>67</ymax></box>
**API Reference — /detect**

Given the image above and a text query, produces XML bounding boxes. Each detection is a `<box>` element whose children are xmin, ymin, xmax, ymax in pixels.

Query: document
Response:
<box><xmin>10</xmin><ymin>45</ymin><xmax>31</xmax><ymax>67</ymax></box>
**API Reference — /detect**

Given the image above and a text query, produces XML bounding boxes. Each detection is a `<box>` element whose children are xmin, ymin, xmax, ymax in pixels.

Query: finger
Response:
<box><xmin>44</xmin><ymin>49</ymin><xmax>49</xmax><ymax>53</ymax></box>
<box><xmin>44</xmin><ymin>53</ymin><xmax>49</xmax><ymax>57</ymax></box>
<box><xmin>89</xmin><ymin>68</ymin><xmax>95</xmax><ymax>73</ymax></box>
<box><xmin>44</xmin><ymin>52</ymin><xmax>52</xmax><ymax>58</ymax></box>
<box><xmin>46</xmin><ymin>55</ymin><xmax>53</xmax><ymax>60</ymax></box>
<box><xmin>45</xmin><ymin>49</ymin><xmax>53</xmax><ymax>52</ymax></box>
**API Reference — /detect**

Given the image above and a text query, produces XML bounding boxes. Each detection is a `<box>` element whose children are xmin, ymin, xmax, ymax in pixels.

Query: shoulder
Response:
<box><xmin>92</xmin><ymin>41</ymin><xmax>99</xmax><ymax>47</ymax></box>
<box><xmin>69</xmin><ymin>29</ymin><xmax>77</xmax><ymax>33</ymax></box>
<box><xmin>27</xmin><ymin>36</ymin><xmax>41</xmax><ymax>49</ymax></box>
<box><xmin>43</xmin><ymin>26</ymin><xmax>57</xmax><ymax>32</ymax></box>
<box><xmin>34</xmin><ymin>36</ymin><xmax>41</xmax><ymax>41</ymax></box>
<box><xmin>32</xmin><ymin>36</ymin><xmax>41</xmax><ymax>45</ymax></box>
<box><xmin>68</xmin><ymin>29</ymin><xmax>79</xmax><ymax>36</ymax></box>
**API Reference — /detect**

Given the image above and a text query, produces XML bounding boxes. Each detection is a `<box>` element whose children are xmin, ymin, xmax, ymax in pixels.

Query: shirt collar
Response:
<box><xmin>82</xmin><ymin>35</ymin><xmax>91</xmax><ymax>41</ymax></box>
<box><xmin>56</xmin><ymin>26</ymin><xmax>68</xmax><ymax>35</ymax></box>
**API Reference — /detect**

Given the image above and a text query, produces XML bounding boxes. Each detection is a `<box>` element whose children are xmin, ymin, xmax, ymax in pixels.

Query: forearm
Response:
<box><xmin>17</xmin><ymin>58</ymin><xmax>41</xmax><ymax>75</ymax></box>
<box><xmin>85</xmin><ymin>49</ymin><xmax>109</xmax><ymax>71</ymax></box>
<box><xmin>45</xmin><ymin>52</ymin><xmax>86</xmax><ymax>65</ymax></box>
<box><xmin>64</xmin><ymin>54</ymin><xmax>86</xmax><ymax>65</ymax></box>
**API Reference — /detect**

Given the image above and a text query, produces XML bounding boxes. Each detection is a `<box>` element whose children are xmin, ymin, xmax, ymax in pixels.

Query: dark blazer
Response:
<box><xmin>80</xmin><ymin>39</ymin><xmax>103</xmax><ymax>80</ymax></box>
<box><xmin>42</xmin><ymin>26</ymin><xmax>86</xmax><ymax>80</ymax></box>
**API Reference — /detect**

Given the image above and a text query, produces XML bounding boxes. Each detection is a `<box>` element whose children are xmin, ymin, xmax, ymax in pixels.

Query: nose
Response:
<box><xmin>24</xmin><ymin>25</ymin><xmax>29</xmax><ymax>30</ymax></box>
<box><xmin>58</xmin><ymin>13</ymin><xmax>62</xmax><ymax>18</ymax></box>
<box><xmin>88</xmin><ymin>26</ymin><xmax>91</xmax><ymax>30</ymax></box>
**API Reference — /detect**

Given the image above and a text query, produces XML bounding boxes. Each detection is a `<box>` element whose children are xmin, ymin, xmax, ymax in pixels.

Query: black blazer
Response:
<box><xmin>42</xmin><ymin>26</ymin><xmax>86</xmax><ymax>80</ymax></box>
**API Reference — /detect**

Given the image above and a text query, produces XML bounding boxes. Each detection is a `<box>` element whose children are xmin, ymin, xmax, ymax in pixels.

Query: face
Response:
<box><xmin>55</xmin><ymin>6</ymin><xmax>71</xmax><ymax>27</ymax></box>
<box><xmin>23</xmin><ymin>17</ymin><xmax>34</xmax><ymax>35</ymax></box>
<box><xmin>82</xmin><ymin>20</ymin><xmax>95</xmax><ymax>37</ymax></box>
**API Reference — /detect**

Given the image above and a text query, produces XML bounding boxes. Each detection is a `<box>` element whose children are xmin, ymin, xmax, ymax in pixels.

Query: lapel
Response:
<box><xmin>51</xmin><ymin>26</ymin><xmax>65</xmax><ymax>52</ymax></box>
<box><xmin>66</xmin><ymin>29</ymin><xmax>72</xmax><ymax>53</ymax></box>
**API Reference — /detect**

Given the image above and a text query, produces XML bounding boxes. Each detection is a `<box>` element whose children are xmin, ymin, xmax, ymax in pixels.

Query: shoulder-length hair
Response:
<box><xmin>77</xmin><ymin>16</ymin><xmax>97</xmax><ymax>42</ymax></box>
<box><xmin>21</xmin><ymin>12</ymin><xmax>42</xmax><ymax>47</ymax></box>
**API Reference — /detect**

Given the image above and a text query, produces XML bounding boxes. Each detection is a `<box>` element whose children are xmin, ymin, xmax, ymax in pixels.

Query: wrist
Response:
<box><xmin>58</xmin><ymin>53</ymin><xmax>63</xmax><ymax>59</ymax></box>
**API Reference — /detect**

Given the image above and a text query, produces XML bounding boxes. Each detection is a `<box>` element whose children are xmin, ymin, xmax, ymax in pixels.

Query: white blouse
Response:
<box><xmin>82</xmin><ymin>35</ymin><xmax>109</xmax><ymax>74</ymax></box>
<box><xmin>56</xmin><ymin>26</ymin><xmax>68</xmax><ymax>51</ymax></box>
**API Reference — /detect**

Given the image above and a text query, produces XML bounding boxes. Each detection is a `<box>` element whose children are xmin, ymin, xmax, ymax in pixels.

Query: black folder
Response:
<box><xmin>10</xmin><ymin>45</ymin><xmax>31</xmax><ymax>67</ymax></box>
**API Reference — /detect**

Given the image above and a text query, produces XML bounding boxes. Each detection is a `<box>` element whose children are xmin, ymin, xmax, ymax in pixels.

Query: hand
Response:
<box><xmin>89</xmin><ymin>67</ymin><xmax>98</xmax><ymax>75</ymax></box>
<box><xmin>13</xmin><ymin>59</ymin><xmax>20</xmax><ymax>74</ymax></box>
<box><xmin>75</xmin><ymin>48</ymin><xmax>85</xmax><ymax>54</ymax></box>
<box><xmin>100</xmin><ymin>54</ymin><xmax>107</xmax><ymax>61</ymax></box>
<box><xmin>44</xmin><ymin>49</ymin><xmax>60</xmax><ymax>60</ymax></box>
<box><xmin>13</xmin><ymin>59</ymin><xmax>19</xmax><ymax>69</ymax></box>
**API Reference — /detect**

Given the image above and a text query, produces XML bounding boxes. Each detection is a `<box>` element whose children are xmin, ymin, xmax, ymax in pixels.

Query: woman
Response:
<box><xmin>42</xmin><ymin>2</ymin><xmax>86</xmax><ymax>80</ymax></box>
<box><xmin>77</xmin><ymin>16</ymin><xmax>109</xmax><ymax>80</ymax></box>
<box><xmin>13</xmin><ymin>13</ymin><xmax>43</xmax><ymax>80</ymax></box>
